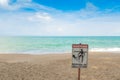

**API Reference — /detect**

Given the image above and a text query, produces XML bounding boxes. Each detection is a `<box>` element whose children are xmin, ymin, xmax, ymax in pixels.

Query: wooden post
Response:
<box><xmin>78</xmin><ymin>68</ymin><xmax>81</xmax><ymax>80</ymax></box>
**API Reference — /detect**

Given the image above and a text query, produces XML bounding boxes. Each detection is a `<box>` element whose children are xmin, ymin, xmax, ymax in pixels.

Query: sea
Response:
<box><xmin>0</xmin><ymin>36</ymin><xmax>120</xmax><ymax>54</ymax></box>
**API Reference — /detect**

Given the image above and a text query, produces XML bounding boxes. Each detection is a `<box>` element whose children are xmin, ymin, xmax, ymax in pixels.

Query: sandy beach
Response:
<box><xmin>0</xmin><ymin>52</ymin><xmax>120</xmax><ymax>80</ymax></box>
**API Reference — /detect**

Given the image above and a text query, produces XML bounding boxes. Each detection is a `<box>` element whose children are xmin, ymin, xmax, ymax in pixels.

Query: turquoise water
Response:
<box><xmin>0</xmin><ymin>36</ymin><xmax>120</xmax><ymax>54</ymax></box>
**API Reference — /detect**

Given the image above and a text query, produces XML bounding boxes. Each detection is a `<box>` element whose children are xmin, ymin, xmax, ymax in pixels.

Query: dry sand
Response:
<box><xmin>0</xmin><ymin>52</ymin><xmax>120</xmax><ymax>80</ymax></box>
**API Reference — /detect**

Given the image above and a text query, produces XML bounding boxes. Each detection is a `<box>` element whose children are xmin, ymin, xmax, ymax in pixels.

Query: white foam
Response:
<box><xmin>90</xmin><ymin>48</ymin><xmax>120</xmax><ymax>52</ymax></box>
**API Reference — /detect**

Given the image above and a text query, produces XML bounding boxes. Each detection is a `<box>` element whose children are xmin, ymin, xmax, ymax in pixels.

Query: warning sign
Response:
<box><xmin>72</xmin><ymin>44</ymin><xmax>88</xmax><ymax>68</ymax></box>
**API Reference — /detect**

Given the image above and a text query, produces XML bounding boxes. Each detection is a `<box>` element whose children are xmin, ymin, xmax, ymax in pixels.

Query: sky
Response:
<box><xmin>0</xmin><ymin>0</ymin><xmax>120</xmax><ymax>36</ymax></box>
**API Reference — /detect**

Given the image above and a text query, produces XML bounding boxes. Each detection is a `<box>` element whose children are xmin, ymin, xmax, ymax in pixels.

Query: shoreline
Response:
<box><xmin>0</xmin><ymin>51</ymin><xmax>119</xmax><ymax>55</ymax></box>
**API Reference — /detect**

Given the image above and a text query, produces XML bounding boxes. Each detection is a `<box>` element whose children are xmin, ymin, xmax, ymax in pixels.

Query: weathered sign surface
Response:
<box><xmin>72</xmin><ymin>44</ymin><xmax>88</xmax><ymax>68</ymax></box>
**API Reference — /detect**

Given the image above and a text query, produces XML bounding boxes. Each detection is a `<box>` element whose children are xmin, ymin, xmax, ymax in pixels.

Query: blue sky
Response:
<box><xmin>0</xmin><ymin>0</ymin><xmax>120</xmax><ymax>36</ymax></box>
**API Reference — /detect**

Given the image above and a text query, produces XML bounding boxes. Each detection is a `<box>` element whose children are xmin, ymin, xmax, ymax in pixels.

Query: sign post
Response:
<box><xmin>72</xmin><ymin>43</ymin><xmax>88</xmax><ymax>80</ymax></box>
<box><xmin>78</xmin><ymin>68</ymin><xmax>80</xmax><ymax>80</ymax></box>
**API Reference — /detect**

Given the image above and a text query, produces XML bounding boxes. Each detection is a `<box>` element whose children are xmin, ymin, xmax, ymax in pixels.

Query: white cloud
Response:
<box><xmin>0</xmin><ymin>0</ymin><xmax>33</xmax><ymax>10</ymax></box>
<box><xmin>0</xmin><ymin>0</ymin><xmax>9</xmax><ymax>7</ymax></box>
<box><xmin>57</xmin><ymin>27</ymin><xmax>63</xmax><ymax>32</ymax></box>
<box><xmin>65</xmin><ymin>2</ymin><xmax>99</xmax><ymax>19</ymax></box>
<box><xmin>17</xmin><ymin>0</ymin><xmax>32</xmax><ymax>3</ymax></box>
<box><xmin>86</xmin><ymin>2</ymin><xmax>98</xmax><ymax>11</ymax></box>
<box><xmin>28</xmin><ymin>12</ymin><xmax>53</xmax><ymax>24</ymax></box>
<box><xmin>0</xmin><ymin>0</ymin><xmax>59</xmax><ymax>12</ymax></box>
<box><xmin>0</xmin><ymin>0</ymin><xmax>21</xmax><ymax>10</ymax></box>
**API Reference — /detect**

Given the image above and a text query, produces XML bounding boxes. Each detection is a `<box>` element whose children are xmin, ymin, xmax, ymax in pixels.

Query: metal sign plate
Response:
<box><xmin>72</xmin><ymin>44</ymin><xmax>88</xmax><ymax>68</ymax></box>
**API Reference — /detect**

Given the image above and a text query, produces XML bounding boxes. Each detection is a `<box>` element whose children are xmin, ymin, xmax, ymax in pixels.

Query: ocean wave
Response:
<box><xmin>90</xmin><ymin>48</ymin><xmax>120</xmax><ymax>52</ymax></box>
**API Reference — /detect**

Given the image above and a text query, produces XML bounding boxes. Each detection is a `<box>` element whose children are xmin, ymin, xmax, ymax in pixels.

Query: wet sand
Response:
<box><xmin>0</xmin><ymin>52</ymin><xmax>120</xmax><ymax>80</ymax></box>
